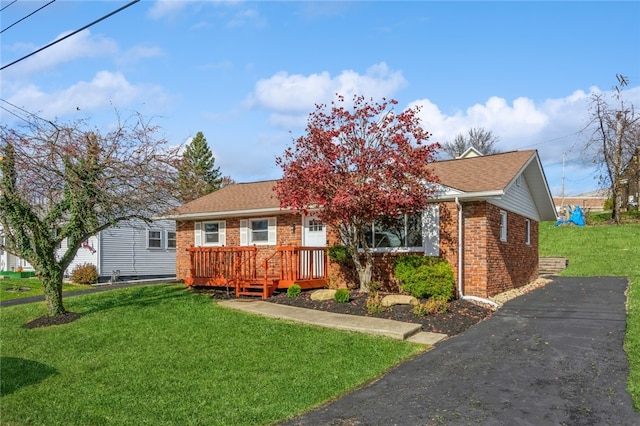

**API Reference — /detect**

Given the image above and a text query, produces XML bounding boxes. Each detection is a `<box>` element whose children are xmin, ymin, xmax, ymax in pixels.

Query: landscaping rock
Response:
<box><xmin>311</xmin><ymin>289</ymin><xmax>337</xmax><ymax>301</ymax></box>
<box><xmin>381</xmin><ymin>294</ymin><xmax>419</xmax><ymax>307</ymax></box>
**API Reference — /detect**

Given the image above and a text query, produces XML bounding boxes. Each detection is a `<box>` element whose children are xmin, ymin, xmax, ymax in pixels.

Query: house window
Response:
<box><xmin>147</xmin><ymin>230</ymin><xmax>162</xmax><ymax>249</ymax></box>
<box><xmin>195</xmin><ymin>221</ymin><xmax>226</xmax><ymax>246</ymax></box>
<box><xmin>364</xmin><ymin>213</ymin><xmax>423</xmax><ymax>249</ymax></box>
<box><xmin>204</xmin><ymin>222</ymin><xmax>220</xmax><ymax>244</ymax></box>
<box><xmin>308</xmin><ymin>219</ymin><xmax>324</xmax><ymax>232</ymax></box>
<box><xmin>240</xmin><ymin>218</ymin><xmax>276</xmax><ymax>246</ymax></box>
<box><xmin>500</xmin><ymin>210</ymin><xmax>508</xmax><ymax>242</ymax></box>
<box><xmin>525</xmin><ymin>219</ymin><xmax>531</xmax><ymax>245</ymax></box>
<box><xmin>166</xmin><ymin>231</ymin><xmax>176</xmax><ymax>249</ymax></box>
<box><xmin>251</xmin><ymin>219</ymin><xmax>269</xmax><ymax>243</ymax></box>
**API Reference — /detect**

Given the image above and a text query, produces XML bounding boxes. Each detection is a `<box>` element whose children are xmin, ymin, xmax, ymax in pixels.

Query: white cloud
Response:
<box><xmin>2</xmin><ymin>30</ymin><xmax>118</xmax><ymax>78</ymax></box>
<box><xmin>5</xmin><ymin>71</ymin><xmax>166</xmax><ymax>119</ymax></box>
<box><xmin>148</xmin><ymin>1</ymin><xmax>191</xmax><ymax>20</ymax></box>
<box><xmin>247</xmin><ymin>62</ymin><xmax>407</xmax><ymax>128</ymax></box>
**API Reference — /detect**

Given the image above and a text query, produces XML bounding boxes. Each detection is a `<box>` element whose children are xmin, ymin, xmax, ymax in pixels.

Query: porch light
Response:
<box><xmin>291</xmin><ymin>222</ymin><xmax>296</xmax><ymax>233</ymax></box>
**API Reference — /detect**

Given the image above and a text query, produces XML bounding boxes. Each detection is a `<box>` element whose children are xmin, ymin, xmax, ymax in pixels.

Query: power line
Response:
<box><xmin>0</xmin><ymin>0</ymin><xmax>17</xmax><ymax>12</ymax></box>
<box><xmin>0</xmin><ymin>0</ymin><xmax>140</xmax><ymax>71</ymax></box>
<box><xmin>1</xmin><ymin>0</ymin><xmax>56</xmax><ymax>34</ymax></box>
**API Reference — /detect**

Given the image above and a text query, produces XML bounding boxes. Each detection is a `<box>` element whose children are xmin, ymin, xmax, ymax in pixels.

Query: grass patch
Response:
<box><xmin>539</xmin><ymin>220</ymin><xmax>640</xmax><ymax>408</ymax></box>
<box><xmin>0</xmin><ymin>284</ymin><xmax>423</xmax><ymax>425</ymax></box>
<box><xmin>1</xmin><ymin>278</ymin><xmax>90</xmax><ymax>301</ymax></box>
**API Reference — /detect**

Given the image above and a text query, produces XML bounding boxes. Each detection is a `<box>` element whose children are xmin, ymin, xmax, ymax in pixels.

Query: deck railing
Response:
<box><xmin>186</xmin><ymin>245</ymin><xmax>328</xmax><ymax>295</ymax></box>
<box><xmin>186</xmin><ymin>246</ymin><xmax>257</xmax><ymax>286</ymax></box>
<box><xmin>263</xmin><ymin>245</ymin><xmax>327</xmax><ymax>284</ymax></box>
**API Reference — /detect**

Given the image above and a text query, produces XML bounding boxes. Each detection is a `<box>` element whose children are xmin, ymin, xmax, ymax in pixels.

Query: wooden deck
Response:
<box><xmin>185</xmin><ymin>245</ymin><xmax>328</xmax><ymax>299</ymax></box>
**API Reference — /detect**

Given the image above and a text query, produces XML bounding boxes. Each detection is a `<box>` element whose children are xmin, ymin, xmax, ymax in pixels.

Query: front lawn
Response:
<box><xmin>0</xmin><ymin>278</ymin><xmax>90</xmax><ymax>301</ymax></box>
<box><xmin>539</xmin><ymin>220</ymin><xmax>640</xmax><ymax>408</ymax></box>
<box><xmin>0</xmin><ymin>284</ymin><xmax>423</xmax><ymax>425</ymax></box>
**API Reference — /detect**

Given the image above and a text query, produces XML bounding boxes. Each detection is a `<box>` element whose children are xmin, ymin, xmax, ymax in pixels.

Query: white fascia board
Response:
<box><xmin>428</xmin><ymin>189</ymin><xmax>505</xmax><ymax>202</ymax></box>
<box><xmin>161</xmin><ymin>207</ymin><xmax>290</xmax><ymax>221</ymax></box>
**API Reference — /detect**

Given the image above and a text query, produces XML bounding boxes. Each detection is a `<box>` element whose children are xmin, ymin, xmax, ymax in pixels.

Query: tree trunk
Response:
<box><xmin>39</xmin><ymin>266</ymin><xmax>66</xmax><ymax>317</ymax></box>
<box><xmin>356</xmin><ymin>263</ymin><xmax>373</xmax><ymax>293</ymax></box>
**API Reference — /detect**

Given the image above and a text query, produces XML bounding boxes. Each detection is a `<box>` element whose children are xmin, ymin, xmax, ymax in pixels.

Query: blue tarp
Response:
<box><xmin>555</xmin><ymin>205</ymin><xmax>585</xmax><ymax>227</ymax></box>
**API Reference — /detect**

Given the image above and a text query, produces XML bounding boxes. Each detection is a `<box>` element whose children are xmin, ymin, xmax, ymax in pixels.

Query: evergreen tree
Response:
<box><xmin>177</xmin><ymin>132</ymin><xmax>222</xmax><ymax>203</ymax></box>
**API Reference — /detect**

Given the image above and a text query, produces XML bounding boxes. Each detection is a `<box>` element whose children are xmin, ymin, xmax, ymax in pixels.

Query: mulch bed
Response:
<box><xmin>24</xmin><ymin>312</ymin><xmax>82</xmax><ymax>329</ymax></box>
<box><xmin>266</xmin><ymin>291</ymin><xmax>493</xmax><ymax>336</ymax></box>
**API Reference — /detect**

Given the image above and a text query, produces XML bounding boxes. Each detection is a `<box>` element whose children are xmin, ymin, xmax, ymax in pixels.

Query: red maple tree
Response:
<box><xmin>275</xmin><ymin>95</ymin><xmax>440</xmax><ymax>291</ymax></box>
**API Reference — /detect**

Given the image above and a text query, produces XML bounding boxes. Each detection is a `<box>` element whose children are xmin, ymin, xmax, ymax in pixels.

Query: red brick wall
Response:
<box><xmin>461</xmin><ymin>202</ymin><xmax>539</xmax><ymax>298</ymax></box>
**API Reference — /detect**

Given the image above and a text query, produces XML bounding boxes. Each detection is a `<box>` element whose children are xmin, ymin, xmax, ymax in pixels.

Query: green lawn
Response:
<box><xmin>1</xmin><ymin>278</ymin><xmax>90</xmax><ymax>301</ymax></box>
<box><xmin>539</xmin><ymin>218</ymin><xmax>640</xmax><ymax>408</ymax></box>
<box><xmin>0</xmin><ymin>285</ymin><xmax>423</xmax><ymax>425</ymax></box>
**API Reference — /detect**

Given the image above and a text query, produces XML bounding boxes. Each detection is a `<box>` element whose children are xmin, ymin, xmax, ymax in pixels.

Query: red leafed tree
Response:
<box><xmin>275</xmin><ymin>95</ymin><xmax>440</xmax><ymax>292</ymax></box>
<box><xmin>0</xmin><ymin>113</ymin><xmax>179</xmax><ymax>318</ymax></box>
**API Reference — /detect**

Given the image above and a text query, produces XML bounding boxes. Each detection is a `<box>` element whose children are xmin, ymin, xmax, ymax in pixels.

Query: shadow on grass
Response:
<box><xmin>0</xmin><ymin>357</ymin><xmax>58</xmax><ymax>396</ymax></box>
<box><xmin>76</xmin><ymin>284</ymin><xmax>199</xmax><ymax>316</ymax></box>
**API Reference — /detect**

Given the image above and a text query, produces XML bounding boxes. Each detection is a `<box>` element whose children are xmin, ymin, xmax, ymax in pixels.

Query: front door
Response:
<box><xmin>301</xmin><ymin>216</ymin><xmax>326</xmax><ymax>279</ymax></box>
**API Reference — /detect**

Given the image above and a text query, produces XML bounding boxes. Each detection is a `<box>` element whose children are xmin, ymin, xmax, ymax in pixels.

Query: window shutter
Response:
<box><xmin>423</xmin><ymin>205</ymin><xmax>440</xmax><ymax>256</ymax></box>
<box><xmin>219</xmin><ymin>221</ymin><xmax>226</xmax><ymax>246</ymax></box>
<box><xmin>194</xmin><ymin>222</ymin><xmax>202</xmax><ymax>246</ymax></box>
<box><xmin>268</xmin><ymin>217</ymin><xmax>277</xmax><ymax>245</ymax></box>
<box><xmin>240</xmin><ymin>220</ymin><xmax>248</xmax><ymax>246</ymax></box>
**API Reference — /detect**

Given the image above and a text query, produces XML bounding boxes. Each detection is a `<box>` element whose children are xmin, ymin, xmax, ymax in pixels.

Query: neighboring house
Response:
<box><xmin>553</xmin><ymin>194</ymin><xmax>608</xmax><ymax>212</ymax></box>
<box><xmin>0</xmin><ymin>219</ymin><xmax>176</xmax><ymax>282</ymax></box>
<box><xmin>168</xmin><ymin>149</ymin><xmax>556</xmax><ymax>300</ymax></box>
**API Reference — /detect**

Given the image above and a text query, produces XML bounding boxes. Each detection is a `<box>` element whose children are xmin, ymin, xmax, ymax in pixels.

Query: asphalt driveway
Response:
<box><xmin>281</xmin><ymin>276</ymin><xmax>638</xmax><ymax>426</ymax></box>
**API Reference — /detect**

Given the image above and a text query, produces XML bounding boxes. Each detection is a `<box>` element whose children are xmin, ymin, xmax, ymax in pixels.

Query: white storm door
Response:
<box><xmin>301</xmin><ymin>216</ymin><xmax>326</xmax><ymax>279</ymax></box>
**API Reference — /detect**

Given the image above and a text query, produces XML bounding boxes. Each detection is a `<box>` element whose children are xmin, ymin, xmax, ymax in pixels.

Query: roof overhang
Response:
<box><xmin>162</xmin><ymin>207</ymin><xmax>289</xmax><ymax>221</ymax></box>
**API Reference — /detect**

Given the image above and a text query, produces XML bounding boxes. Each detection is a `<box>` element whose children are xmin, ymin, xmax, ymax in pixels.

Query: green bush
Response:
<box><xmin>393</xmin><ymin>255</ymin><xmax>454</xmax><ymax>301</ymax></box>
<box><xmin>328</xmin><ymin>245</ymin><xmax>350</xmax><ymax>264</ymax></box>
<box><xmin>334</xmin><ymin>288</ymin><xmax>350</xmax><ymax>303</ymax></box>
<box><xmin>287</xmin><ymin>284</ymin><xmax>302</xmax><ymax>298</ymax></box>
<box><xmin>70</xmin><ymin>263</ymin><xmax>98</xmax><ymax>285</ymax></box>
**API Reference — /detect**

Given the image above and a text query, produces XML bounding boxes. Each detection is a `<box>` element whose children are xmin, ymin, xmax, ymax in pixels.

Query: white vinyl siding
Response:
<box><xmin>240</xmin><ymin>217</ymin><xmax>277</xmax><ymax>246</ymax></box>
<box><xmin>195</xmin><ymin>221</ymin><xmax>226</xmax><ymax>247</ymax></box>
<box><xmin>500</xmin><ymin>210</ymin><xmax>508</xmax><ymax>242</ymax></box>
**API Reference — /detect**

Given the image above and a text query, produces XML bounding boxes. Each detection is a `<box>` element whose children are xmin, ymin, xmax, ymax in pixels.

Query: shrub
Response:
<box><xmin>287</xmin><ymin>284</ymin><xmax>302</xmax><ymax>298</ymax></box>
<box><xmin>70</xmin><ymin>263</ymin><xmax>98</xmax><ymax>285</ymax></box>
<box><xmin>412</xmin><ymin>298</ymin><xmax>449</xmax><ymax>316</ymax></box>
<box><xmin>394</xmin><ymin>255</ymin><xmax>454</xmax><ymax>301</ymax></box>
<box><xmin>328</xmin><ymin>245</ymin><xmax>350</xmax><ymax>264</ymax></box>
<box><xmin>366</xmin><ymin>290</ymin><xmax>388</xmax><ymax>314</ymax></box>
<box><xmin>334</xmin><ymin>288</ymin><xmax>350</xmax><ymax>303</ymax></box>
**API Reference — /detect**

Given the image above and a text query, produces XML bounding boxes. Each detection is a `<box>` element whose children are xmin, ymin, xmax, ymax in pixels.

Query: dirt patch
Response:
<box><xmin>24</xmin><ymin>312</ymin><xmax>81</xmax><ymax>329</ymax></box>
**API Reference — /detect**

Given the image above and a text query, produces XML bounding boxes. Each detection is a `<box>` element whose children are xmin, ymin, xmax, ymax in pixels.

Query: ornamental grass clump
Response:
<box><xmin>412</xmin><ymin>298</ymin><xmax>449</xmax><ymax>316</ymax></box>
<box><xmin>334</xmin><ymin>288</ymin><xmax>350</xmax><ymax>303</ymax></box>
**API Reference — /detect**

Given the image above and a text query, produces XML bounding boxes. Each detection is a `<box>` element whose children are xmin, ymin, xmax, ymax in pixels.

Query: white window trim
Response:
<box><xmin>525</xmin><ymin>219</ymin><xmax>531</xmax><ymax>246</ymax></box>
<box><xmin>195</xmin><ymin>221</ymin><xmax>226</xmax><ymax>247</ymax></box>
<box><xmin>166</xmin><ymin>230</ymin><xmax>176</xmax><ymax>250</ymax></box>
<box><xmin>500</xmin><ymin>210</ymin><xmax>508</xmax><ymax>242</ymax></box>
<box><xmin>240</xmin><ymin>217</ymin><xmax>277</xmax><ymax>246</ymax></box>
<box><xmin>147</xmin><ymin>229</ymin><xmax>163</xmax><ymax>250</ymax></box>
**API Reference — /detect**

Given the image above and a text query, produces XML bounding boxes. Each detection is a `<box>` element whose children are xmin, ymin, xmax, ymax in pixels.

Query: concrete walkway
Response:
<box><xmin>278</xmin><ymin>277</ymin><xmax>639</xmax><ymax>426</ymax></box>
<box><xmin>218</xmin><ymin>299</ymin><xmax>448</xmax><ymax>345</ymax></box>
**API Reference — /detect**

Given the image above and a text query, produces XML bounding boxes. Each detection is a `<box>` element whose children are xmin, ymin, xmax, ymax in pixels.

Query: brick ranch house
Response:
<box><xmin>166</xmin><ymin>149</ymin><xmax>556</xmax><ymax>300</ymax></box>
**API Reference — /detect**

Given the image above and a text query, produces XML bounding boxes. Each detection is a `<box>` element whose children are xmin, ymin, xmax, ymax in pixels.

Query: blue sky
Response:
<box><xmin>1</xmin><ymin>1</ymin><xmax>639</xmax><ymax>197</ymax></box>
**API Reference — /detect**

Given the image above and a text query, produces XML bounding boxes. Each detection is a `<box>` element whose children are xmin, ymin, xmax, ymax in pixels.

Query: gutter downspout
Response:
<box><xmin>455</xmin><ymin>197</ymin><xmax>500</xmax><ymax>309</ymax></box>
